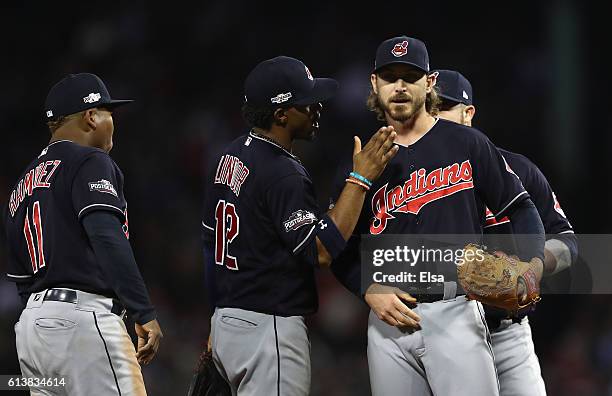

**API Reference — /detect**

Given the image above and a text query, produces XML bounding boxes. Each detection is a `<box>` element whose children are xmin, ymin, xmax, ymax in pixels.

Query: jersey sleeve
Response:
<box><xmin>519</xmin><ymin>158</ymin><xmax>574</xmax><ymax>235</ymax></box>
<box><xmin>71</xmin><ymin>153</ymin><xmax>125</xmax><ymax>221</ymax></box>
<box><xmin>470</xmin><ymin>135</ymin><xmax>528</xmax><ymax>219</ymax></box>
<box><xmin>265</xmin><ymin>173</ymin><xmax>321</xmax><ymax>256</ymax></box>
<box><xmin>201</xmin><ymin>155</ymin><xmax>221</xmax><ymax>242</ymax></box>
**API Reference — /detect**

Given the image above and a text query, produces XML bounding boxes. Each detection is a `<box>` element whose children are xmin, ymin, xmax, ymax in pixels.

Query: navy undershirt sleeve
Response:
<box><xmin>507</xmin><ymin>198</ymin><xmax>545</xmax><ymax>262</ymax></box>
<box><xmin>82</xmin><ymin>211</ymin><xmax>156</xmax><ymax>324</ymax></box>
<box><xmin>331</xmin><ymin>235</ymin><xmax>364</xmax><ymax>301</ymax></box>
<box><xmin>16</xmin><ymin>282</ymin><xmax>32</xmax><ymax>306</ymax></box>
<box><xmin>203</xmin><ymin>241</ymin><xmax>218</xmax><ymax>310</ymax></box>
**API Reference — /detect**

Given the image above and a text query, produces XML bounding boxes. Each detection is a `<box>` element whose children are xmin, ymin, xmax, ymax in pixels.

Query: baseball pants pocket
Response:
<box><xmin>220</xmin><ymin>315</ymin><xmax>259</xmax><ymax>328</ymax></box>
<box><xmin>34</xmin><ymin>318</ymin><xmax>77</xmax><ymax>330</ymax></box>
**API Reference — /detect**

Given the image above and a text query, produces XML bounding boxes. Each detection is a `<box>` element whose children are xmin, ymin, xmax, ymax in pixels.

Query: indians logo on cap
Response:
<box><xmin>392</xmin><ymin>40</ymin><xmax>409</xmax><ymax>57</ymax></box>
<box><xmin>305</xmin><ymin>66</ymin><xmax>313</xmax><ymax>81</ymax></box>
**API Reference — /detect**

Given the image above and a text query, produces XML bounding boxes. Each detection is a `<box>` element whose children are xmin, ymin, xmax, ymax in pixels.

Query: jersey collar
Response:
<box><xmin>46</xmin><ymin>139</ymin><xmax>73</xmax><ymax>148</ymax></box>
<box><xmin>248</xmin><ymin>131</ymin><xmax>301</xmax><ymax>163</ymax></box>
<box><xmin>394</xmin><ymin>117</ymin><xmax>440</xmax><ymax>148</ymax></box>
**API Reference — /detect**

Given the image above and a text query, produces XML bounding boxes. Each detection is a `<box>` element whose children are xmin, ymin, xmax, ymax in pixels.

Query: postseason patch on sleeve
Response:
<box><xmin>283</xmin><ymin>210</ymin><xmax>317</xmax><ymax>232</ymax></box>
<box><xmin>88</xmin><ymin>179</ymin><xmax>118</xmax><ymax>197</ymax></box>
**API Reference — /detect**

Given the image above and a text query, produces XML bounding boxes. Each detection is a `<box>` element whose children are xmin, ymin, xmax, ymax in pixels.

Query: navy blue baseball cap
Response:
<box><xmin>373</xmin><ymin>36</ymin><xmax>430</xmax><ymax>74</ymax></box>
<box><xmin>244</xmin><ymin>56</ymin><xmax>338</xmax><ymax>108</ymax></box>
<box><xmin>44</xmin><ymin>73</ymin><xmax>133</xmax><ymax>120</ymax></box>
<box><xmin>432</xmin><ymin>69</ymin><xmax>473</xmax><ymax>105</ymax></box>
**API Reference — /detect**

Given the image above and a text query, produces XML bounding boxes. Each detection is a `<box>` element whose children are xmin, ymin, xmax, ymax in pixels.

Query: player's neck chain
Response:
<box><xmin>249</xmin><ymin>131</ymin><xmax>300</xmax><ymax>163</ymax></box>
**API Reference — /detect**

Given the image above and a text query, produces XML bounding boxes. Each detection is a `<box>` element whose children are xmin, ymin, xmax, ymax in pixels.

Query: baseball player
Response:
<box><xmin>4</xmin><ymin>73</ymin><xmax>162</xmax><ymax>395</ymax></box>
<box><xmin>201</xmin><ymin>56</ymin><xmax>398</xmax><ymax>395</ymax></box>
<box><xmin>329</xmin><ymin>36</ymin><xmax>547</xmax><ymax>396</ymax></box>
<box><xmin>434</xmin><ymin>68</ymin><xmax>578</xmax><ymax>395</ymax></box>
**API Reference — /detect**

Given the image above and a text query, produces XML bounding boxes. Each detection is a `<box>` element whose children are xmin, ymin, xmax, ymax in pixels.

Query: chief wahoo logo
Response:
<box><xmin>391</xmin><ymin>40</ymin><xmax>409</xmax><ymax>57</ymax></box>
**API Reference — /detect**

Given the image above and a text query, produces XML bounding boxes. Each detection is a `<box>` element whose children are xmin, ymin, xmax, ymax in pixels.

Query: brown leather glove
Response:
<box><xmin>457</xmin><ymin>244</ymin><xmax>541</xmax><ymax>315</ymax></box>
<box><xmin>186</xmin><ymin>348</ymin><xmax>231</xmax><ymax>396</ymax></box>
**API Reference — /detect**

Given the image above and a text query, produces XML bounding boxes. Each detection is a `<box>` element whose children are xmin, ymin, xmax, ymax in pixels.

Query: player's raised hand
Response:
<box><xmin>365</xmin><ymin>283</ymin><xmax>421</xmax><ymax>329</ymax></box>
<box><xmin>352</xmin><ymin>126</ymin><xmax>399</xmax><ymax>181</ymax></box>
<box><xmin>135</xmin><ymin>318</ymin><xmax>163</xmax><ymax>365</ymax></box>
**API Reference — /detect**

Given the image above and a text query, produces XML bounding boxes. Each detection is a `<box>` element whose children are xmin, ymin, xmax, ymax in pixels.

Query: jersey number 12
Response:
<box><xmin>23</xmin><ymin>201</ymin><xmax>46</xmax><ymax>273</ymax></box>
<box><xmin>215</xmin><ymin>200</ymin><xmax>239</xmax><ymax>270</ymax></box>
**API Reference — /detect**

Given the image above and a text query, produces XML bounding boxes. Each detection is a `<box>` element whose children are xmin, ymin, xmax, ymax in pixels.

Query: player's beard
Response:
<box><xmin>379</xmin><ymin>92</ymin><xmax>426</xmax><ymax>122</ymax></box>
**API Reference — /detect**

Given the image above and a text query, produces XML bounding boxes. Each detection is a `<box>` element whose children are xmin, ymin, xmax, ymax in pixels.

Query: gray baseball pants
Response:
<box><xmin>491</xmin><ymin>317</ymin><xmax>546</xmax><ymax>396</ymax></box>
<box><xmin>211</xmin><ymin>307</ymin><xmax>310</xmax><ymax>396</ymax></box>
<box><xmin>15</xmin><ymin>288</ymin><xmax>146</xmax><ymax>395</ymax></box>
<box><xmin>367</xmin><ymin>296</ymin><xmax>499</xmax><ymax>396</ymax></box>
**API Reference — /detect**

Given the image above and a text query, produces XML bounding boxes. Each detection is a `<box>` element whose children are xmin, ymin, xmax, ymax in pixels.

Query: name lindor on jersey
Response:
<box><xmin>8</xmin><ymin>160</ymin><xmax>62</xmax><ymax>218</ymax></box>
<box><xmin>371</xmin><ymin>160</ymin><xmax>473</xmax><ymax>234</ymax></box>
<box><xmin>214</xmin><ymin>155</ymin><xmax>250</xmax><ymax>197</ymax></box>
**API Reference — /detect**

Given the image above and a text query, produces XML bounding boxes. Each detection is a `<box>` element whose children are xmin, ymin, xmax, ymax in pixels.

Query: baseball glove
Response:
<box><xmin>186</xmin><ymin>349</ymin><xmax>231</xmax><ymax>396</ymax></box>
<box><xmin>457</xmin><ymin>244</ymin><xmax>541</xmax><ymax>315</ymax></box>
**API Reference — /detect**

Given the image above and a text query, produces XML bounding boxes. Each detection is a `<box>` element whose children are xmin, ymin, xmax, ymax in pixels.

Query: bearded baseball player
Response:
<box><xmin>329</xmin><ymin>36</ymin><xmax>547</xmax><ymax>395</ymax></box>
<box><xmin>434</xmin><ymin>68</ymin><xmax>577</xmax><ymax>396</ymax></box>
<box><xmin>201</xmin><ymin>56</ymin><xmax>398</xmax><ymax>395</ymax></box>
<box><xmin>4</xmin><ymin>73</ymin><xmax>162</xmax><ymax>395</ymax></box>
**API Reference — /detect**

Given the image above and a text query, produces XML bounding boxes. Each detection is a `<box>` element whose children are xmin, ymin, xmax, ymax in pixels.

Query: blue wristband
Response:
<box><xmin>349</xmin><ymin>171</ymin><xmax>372</xmax><ymax>187</ymax></box>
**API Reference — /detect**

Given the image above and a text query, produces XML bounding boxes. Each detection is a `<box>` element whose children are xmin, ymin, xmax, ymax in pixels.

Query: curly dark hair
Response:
<box><xmin>241</xmin><ymin>102</ymin><xmax>276</xmax><ymax>130</ymax></box>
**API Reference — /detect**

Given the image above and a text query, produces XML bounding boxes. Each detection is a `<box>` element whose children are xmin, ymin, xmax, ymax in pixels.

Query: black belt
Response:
<box><xmin>411</xmin><ymin>293</ymin><xmax>445</xmax><ymax>304</ymax></box>
<box><xmin>485</xmin><ymin>313</ymin><xmax>524</xmax><ymax>331</ymax></box>
<box><xmin>43</xmin><ymin>289</ymin><xmax>125</xmax><ymax>316</ymax></box>
<box><xmin>483</xmin><ymin>304</ymin><xmax>526</xmax><ymax>331</ymax></box>
<box><xmin>404</xmin><ymin>283</ymin><xmax>447</xmax><ymax>304</ymax></box>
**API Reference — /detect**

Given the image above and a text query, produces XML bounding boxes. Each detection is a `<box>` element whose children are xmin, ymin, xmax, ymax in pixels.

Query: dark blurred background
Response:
<box><xmin>1</xmin><ymin>1</ymin><xmax>611</xmax><ymax>395</ymax></box>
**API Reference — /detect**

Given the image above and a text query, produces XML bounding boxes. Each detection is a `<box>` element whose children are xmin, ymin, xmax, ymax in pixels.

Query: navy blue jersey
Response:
<box><xmin>331</xmin><ymin>119</ymin><xmax>528</xmax><ymax>235</ymax></box>
<box><xmin>202</xmin><ymin>131</ymin><xmax>321</xmax><ymax>316</ymax></box>
<box><xmin>4</xmin><ymin>140</ymin><xmax>128</xmax><ymax>297</ymax></box>
<box><xmin>483</xmin><ymin>148</ymin><xmax>573</xmax><ymax>235</ymax></box>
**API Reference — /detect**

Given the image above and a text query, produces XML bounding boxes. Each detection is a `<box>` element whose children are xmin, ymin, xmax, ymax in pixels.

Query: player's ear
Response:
<box><xmin>426</xmin><ymin>72</ymin><xmax>437</xmax><ymax>93</ymax></box>
<box><xmin>273</xmin><ymin>108</ymin><xmax>288</xmax><ymax>126</ymax></box>
<box><xmin>370</xmin><ymin>74</ymin><xmax>378</xmax><ymax>94</ymax></box>
<box><xmin>82</xmin><ymin>109</ymin><xmax>97</xmax><ymax>130</ymax></box>
<box><xmin>464</xmin><ymin>105</ymin><xmax>476</xmax><ymax>125</ymax></box>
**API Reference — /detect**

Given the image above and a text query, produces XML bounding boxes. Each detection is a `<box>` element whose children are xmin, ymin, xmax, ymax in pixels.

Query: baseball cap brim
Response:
<box><xmin>104</xmin><ymin>99</ymin><xmax>134</xmax><ymax>109</ymax></box>
<box><xmin>373</xmin><ymin>61</ymin><xmax>428</xmax><ymax>74</ymax></box>
<box><xmin>438</xmin><ymin>93</ymin><xmax>462</xmax><ymax>104</ymax></box>
<box><xmin>293</xmin><ymin>78</ymin><xmax>339</xmax><ymax>106</ymax></box>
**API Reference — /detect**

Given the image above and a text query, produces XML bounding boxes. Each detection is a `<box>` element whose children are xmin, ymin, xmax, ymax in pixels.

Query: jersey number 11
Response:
<box><xmin>23</xmin><ymin>201</ymin><xmax>46</xmax><ymax>274</ymax></box>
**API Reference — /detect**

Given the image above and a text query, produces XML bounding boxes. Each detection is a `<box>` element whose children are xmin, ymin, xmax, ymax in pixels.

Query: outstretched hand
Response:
<box><xmin>352</xmin><ymin>126</ymin><xmax>399</xmax><ymax>182</ymax></box>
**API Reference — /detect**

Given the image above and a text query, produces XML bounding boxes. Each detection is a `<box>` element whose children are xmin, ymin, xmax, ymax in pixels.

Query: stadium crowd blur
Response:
<box><xmin>1</xmin><ymin>2</ymin><xmax>611</xmax><ymax>395</ymax></box>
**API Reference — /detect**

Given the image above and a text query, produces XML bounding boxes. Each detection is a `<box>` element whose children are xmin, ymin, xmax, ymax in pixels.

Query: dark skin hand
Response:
<box><xmin>135</xmin><ymin>318</ymin><xmax>163</xmax><ymax>365</ymax></box>
<box><xmin>317</xmin><ymin>126</ymin><xmax>399</xmax><ymax>266</ymax></box>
